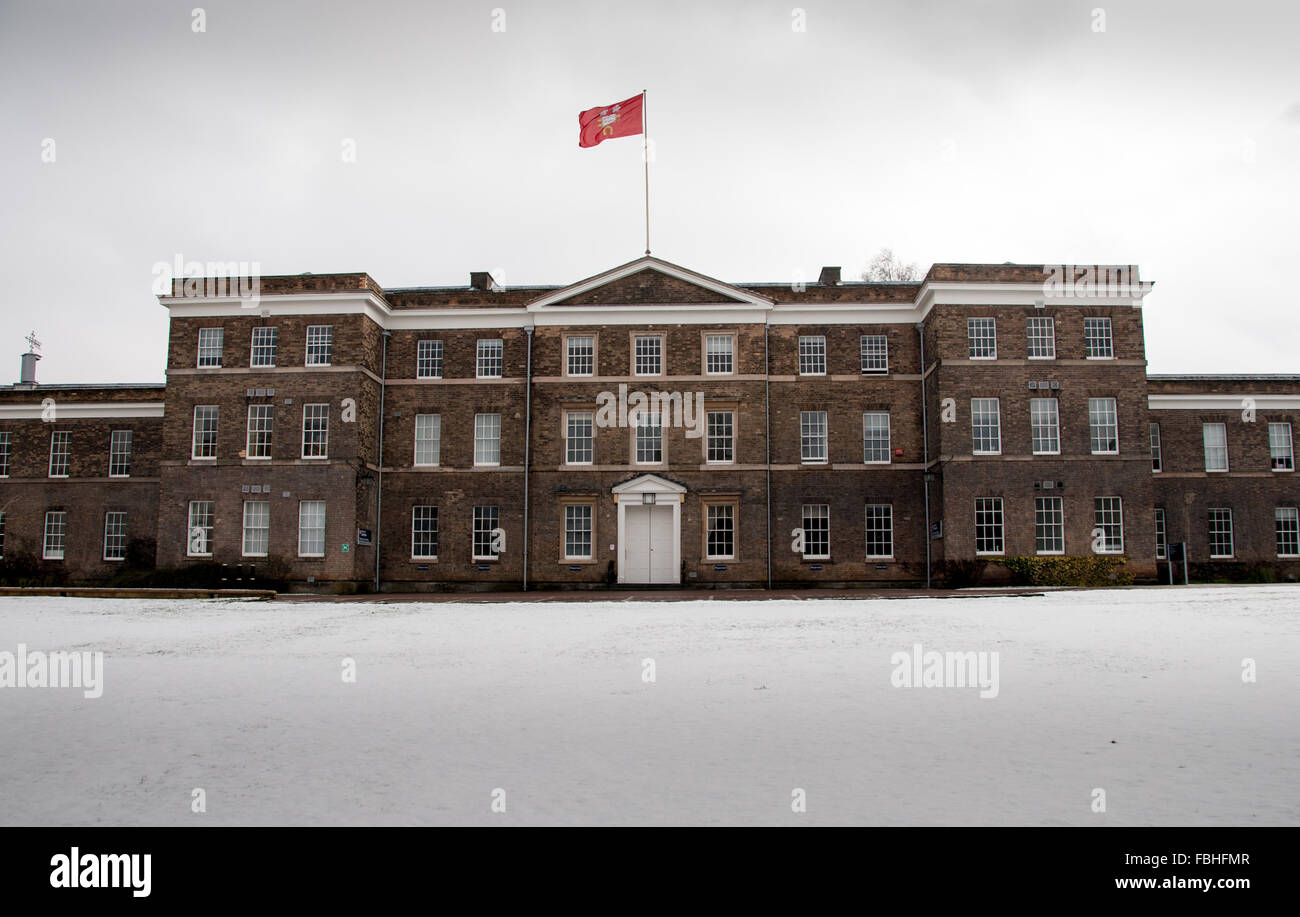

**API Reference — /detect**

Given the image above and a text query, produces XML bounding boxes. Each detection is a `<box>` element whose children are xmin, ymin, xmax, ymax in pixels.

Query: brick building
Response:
<box><xmin>2</xmin><ymin>257</ymin><xmax>1297</xmax><ymax>590</ymax></box>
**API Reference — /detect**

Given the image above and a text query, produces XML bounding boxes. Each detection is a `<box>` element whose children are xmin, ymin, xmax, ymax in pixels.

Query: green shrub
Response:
<box><xmin>996</xmin><ymin>555</ymin><xmax>1133</xmax><ymax>587</ymax></box>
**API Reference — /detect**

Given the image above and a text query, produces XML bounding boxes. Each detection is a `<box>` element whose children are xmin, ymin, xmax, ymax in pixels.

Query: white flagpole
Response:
<box><xmin>642</xmin><ymin>89</ymin><xmax>650</xmax><ymax>255</ymax></box>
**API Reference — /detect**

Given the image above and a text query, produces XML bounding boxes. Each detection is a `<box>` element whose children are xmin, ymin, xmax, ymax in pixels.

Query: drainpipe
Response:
<box><xmin>916</xmin><ymin>322</ymin><xmax>931</xmax><ymax>589</ymax></box>
<box><xmin>375</xmin><ymin>330</ymin><xmax>391</xmax><ymax>594</ymax></box>
<box><xmin>764</xmin><ymin>322</ymin><xmax>772</xmax><ymax>590</ymax></box>
<box><xmin>522</xmin><ymin>325</ymin><xmax>534</xmax><ymax>590</ymax></box>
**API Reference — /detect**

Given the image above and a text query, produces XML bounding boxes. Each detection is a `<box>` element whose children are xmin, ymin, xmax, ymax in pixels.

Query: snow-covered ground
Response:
<box><xmin>1</xmin><ymin>586</ymin><xmax>1296</xmax><ymax>826</ymax></box>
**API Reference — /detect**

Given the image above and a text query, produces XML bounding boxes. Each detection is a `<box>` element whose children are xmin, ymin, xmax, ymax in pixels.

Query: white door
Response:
<box><xmin>623</xmin><ymin>504</ymin><xmax>677</xmax><ymax>584</ymax></box>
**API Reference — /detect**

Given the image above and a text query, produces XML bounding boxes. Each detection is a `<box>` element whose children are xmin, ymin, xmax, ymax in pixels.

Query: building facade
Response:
<box><xmin>2</xmin><ymin>257</ymin><xmax>1297</xmax><ymax>591</ymax></box>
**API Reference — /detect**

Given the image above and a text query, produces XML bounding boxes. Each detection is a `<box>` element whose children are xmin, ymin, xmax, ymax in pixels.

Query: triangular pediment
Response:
<box><xmin>611</xmin><ymin>473</ymin><xmax>687</xmax><ymax>495</ymax></box>
<box><xmin>527</xmin><ymin>256</ymin><xmax>773</xmax><ymax>310</ymax></box>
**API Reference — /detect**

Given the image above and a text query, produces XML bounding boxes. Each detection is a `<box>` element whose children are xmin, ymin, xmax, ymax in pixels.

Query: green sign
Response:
<box><xmin>341</xmin><ymin>544</ymin><xmax>350</xmax><ymax>553</ymax></box>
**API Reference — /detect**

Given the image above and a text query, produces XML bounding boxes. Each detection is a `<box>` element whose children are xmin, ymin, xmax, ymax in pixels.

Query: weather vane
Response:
<box><xmin>25</xmin><ymin>330</ymin><xmax>41</xmax><ymax>353</ymax></box>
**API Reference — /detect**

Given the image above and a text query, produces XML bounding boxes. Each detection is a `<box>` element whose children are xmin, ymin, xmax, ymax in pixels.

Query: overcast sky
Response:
<box><xmin>3</xmin><ymin>0</ymin><xmax>1297</xmax><ymax>383</ymax></box>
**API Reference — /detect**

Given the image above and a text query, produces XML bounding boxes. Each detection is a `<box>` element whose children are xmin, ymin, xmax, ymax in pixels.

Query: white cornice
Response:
<box><xmin>1148</xmin><ymin>394</ymin><xmax>1300</xmax><ymax>411</ymax></box>
<box><xmin>0</xmin><ymin>402</ymin><xmax>165</xmax><ymax>420</ymax></box>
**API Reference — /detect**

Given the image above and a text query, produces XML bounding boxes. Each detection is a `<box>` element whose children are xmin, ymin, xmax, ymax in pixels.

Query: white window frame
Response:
<box><xmin>974</xmin><ymin>497</ymin><xmax>1004</xmax><ymax>555</ymax></box>
<box><xmin>706</xmin><ymin>410</ymin><xmax>734</xmax><ymax>464</ymax></box>
<box><xmin>798</xmin><ymin>336</ymin><xmax>826</xmax><ymax>376</ymax></box>
<box><xmin>48</xmin><ymin>430</ymin><xmax>71</xmax><ymax>477</ymax></box>
<box><xmin>800</xmin><ymin>410</ymin><xmax>828</xmax><ymax>464</ymax></box>
<box><xmin>250</xmin><ymin>326</ymin><xmax>278</xmax><ymax>368</ymax></box>
<box><xmin>197</xmin><ymin>327</ymin><xmax>224</xmax><ymax>368</ymax></box>
<box><xmin>108</xmin><ymin>429</ymin><xmax>132</xmax><ymax>477</ymax></box>
<box><xmin>43</xmin><ymin>510</ymin><xmax>67</xmax><ymax>560</ymax></box>
<box><xmin>1202</xmin><ymin>422</ymin><xmax>1228</xmax><ymax>472</ymax></box>
<box><xmin>246</xmin><ymin>404</ymin><xmax>273</xmax><ymax>460</ymax></box>
<box><xmin>565</xmin><ymin>411</ymin><xmax>594</xmax><ymax>465</ymax></box>
<box><xmin>1088</xmin><ymin>397</ymin><xmax>1119</xmax><ymax>455</ymax></box>
<box><xmin>860</xmin><ymin>334</ymin><xmax>888</xmax><ymax>374</ymax></box>
<box><xmin>1275</xmin><ymin>507</ymin><xmax>1299</xmax><ymax>558</ymax></box>
<box><xmin>865</xmin><ymin>504</ymin><xmax>893</xmax><ymax>559</ymax></box>
<box><xmin>301</xmin><ymin>404</ymin><xmax>329</xmax><ymax>459</ymax></box>
<box><xmin>474</xmin><ymin>413</ymin><xmax>501</xmax><ymax>466</ymax></box>
<box><xmin>298</xmin><ymin>500</ymin><xmax>326</xmax><ymax>557</ymax></box>
<box><xmin>192</xmin><ymin>405</ymin><xmax>218</xmax><ymax>459</ymax></box>
<box><xmin>476</xmin><ymin>339</ymin><xmax>503</xmax><ymax>379</ymax></box>
<box><xmin>1035</xmin><ymin>496</ymin><xmax>1064</xmax><ymax>555</ymax></box>
<box><xmin>704</xmin><ymin>334</ymin><xmax>735</xmax><ymax>376</ymax></box>
<box><xmin>1155</xmin><ymin>507</ymin><xmax>1167</xmax><ymax>560</ymax></box>
<box><xmin>102</xmin><ymin>511</ymin><xmax>127</xmax><ymax>561</ymax></box>
<box><xmin>1030</xmin><ymin>398</ymin><xmax>1059</xmax><ymax>456</ymax></box>
<box><xmin>0</xmin><ymin>431</ymin><xmax>10</xmax><ymax>477</ymax></box>
<box><xmin>564</xmin><ymin>504</ymin><xmax>593</xmax><ymax>560</ymax></box>
<box><xmin>1093</xmin><ymin>496</ymin><xmax>1124</xmax><ymax>555</ymax></box>
<box><xmin>971</xmin><ymin>398</ymin><xmax>1001</xmax><ymax>455</ymax></box>
<box><xmin>1149</xmin><ymin>422</ymin><xmax>1162</xmax><ymax>472</ymax></box>
<box><xmin>411</xmin><ymin>505</ymin><xmax>439</xmax><ymax>560</ymax></box>
<box><xmin>801</xmin><ymin>504</ymin><xmax>830</xmax><ymax>559</ymax></box>
<box><xmin>566</xmin><ymin>335</ymin><xmax>595</xmax><ymax>377</ymax></box>
<box><xmin>967</xmin><ymin>317</ymin><xmax>996</xmax><ymax>360</ymax></box>
<box><xmin>1207</xmin><ymin>507</ymin><xmax>1233</xmax><ymax>559</ymax></box>
<box><xmin>705</xmin><ymin>503</ymin><xmax>736</xmax><ymax>560</ymax></box>
<box><xmin>1084</xmin><ymin>317</ymin><xmax>1114</xmax><ymax>359</ymax></box>
<box><xmin>862</xmin><ymin>412</ymin><xmax>891</xmax><ymax>464</ymax></box>
<box><xmin>1268</xmin><ymin>422</ymin><xmax>1294</xmax><ymax>472</ymax></box>
<box><xmin>414</xmin><ymin>414</ymin><xmax>441</xmax><ymax>467</ymax></box>
<box><xmin>241</xmin><ymin>501</ymin><xmax>269</xmax><ymax>557</ymax></box>
<box><xmin>187</xmin><ymin>501</ymin><xmax>213</xmax><ymax>557</ymax></box>
<box><xmin>633</xmin><ymin>335</ymin><xmax>663</xmax><ymax>376</ymax></box>
<box><xmin>472</xmin><ymin>506</ymin><xmax>501</xmax><ymax>560</ymax></box>
<box><xmin>305</xmin><ymin>325</ymin><xmax>333</xmax><ymax>366</ymax></box>
<box><xmin>416</xmin><ymin>339</ymin><xmax>444</xmax><ymax>379</ymax></box>
<box><xmin>1026</xmin><ymin>316</ymin><xmax>1055</xmax><ymax>359</ymax></box>
<box><xmin>634</xmin><ymin>410</ymin><xmax>663</xmax><ymax>465</ymax></box>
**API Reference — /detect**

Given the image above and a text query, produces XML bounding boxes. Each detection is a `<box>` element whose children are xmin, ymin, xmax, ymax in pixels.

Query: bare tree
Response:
<box><xmin>861</xmin><ymin>248</ymin><xmax>920</xmax><ymax>282</ymax></box>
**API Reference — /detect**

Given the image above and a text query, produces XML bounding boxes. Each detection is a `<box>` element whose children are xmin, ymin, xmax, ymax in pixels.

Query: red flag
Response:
<box><xmin>578</xmin><ymin>94</ymin><xmax>644</xmax><ymax>148</ymax></box>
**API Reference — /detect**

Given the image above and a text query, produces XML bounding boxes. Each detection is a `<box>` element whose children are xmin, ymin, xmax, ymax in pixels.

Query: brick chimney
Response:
<box><xmin>469</xmin><ymin>271</ymin><xmax>498</xmax><ymax>291</ymax></box>
<box><xmin>818</xmin><ymin>266</ymin><xmax>841</xmax><ymax>285</ymax></box>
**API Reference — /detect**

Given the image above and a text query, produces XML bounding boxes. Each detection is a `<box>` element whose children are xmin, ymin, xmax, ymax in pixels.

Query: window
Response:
<box><xmin>102</xmin><ymin>511</ymin><xmax>127</xmax><ymax>561</ymax></box>
<box><xmin>472</xmin><ymin>506</ymin><xmax>500</xmax><ymax>560</ymax></box>
<box><xmin>305</xmin><ymin>325</ymin><xmax>333</xmax><ymax>366</ymax></box>
<box><xmin>634</xmin><ymin>335</ymin><xmax>662</xmax><ymax>376</ymax></box>
<box><xmin>565</xmin><ymin>411</ymin><xmax>593</xmax><ymax>465</ymax></box>
<box><xmin>0</xmin><ymin>431</ymin><xmax>9</xmax><ymax>476</ymax></box>
<box><xmin>1202</xmin><ymin>423</ymin><xmax>1228</xmax><ymax>472</ymax></box>
<box><xmin>1149</xmin><ymin>423</ymin><xmax>1162</xmax><ymax>472</ymax></box>
<box><xmin>862</xmin><ymin>412</ymin><xmax>891</xmax><ymax>463</ymax></box>
<box><xmin>1275</xmin><ymin>507</ymin><xmax>1299</xmax><ymax>557</ymax></box>
<box><xmin>801</xmin><ymin>505</ymin><xmax>830</xmax><ymax>559</ymax></box>
<box><xmin>1269</xmin><ymin>422</ymin><xmax>1294</xmax><ymax>471</ymax></box>
<box><xmin>967</xmin><ymin>317</ymin><xmax>996</xmax><ymax>359</ymax></box>
<box><xmin>1029</xmin><ymin>398</ymin><xmax>1059</xmax><ymax>455</ymax></box>
<box><xmin>241</xmin><ymin>501</ymin><xmax>269</xmax><ymax>556</ymax></box>
<box><xmin>1155</xmin><ymin>507</ymin><xmax>1167</xmax><ymax>560</ymax></box>
<box><xmin>564</xmin><ymin>504</ymin><xmax>593</xmax><ymax>560</ymax></box>
<box><xmin>476</xmin><ymin>339</ymin><xmax>504</xmax><ymax>378</ymax></box>
<box><xmin>971</xmin><ymin>398</ymin><xmax>1001</xmax><ymax>455</ymax></box>
<box><xmin>414</xmin><ymin>414</ymin><xmax>441</xmax><ymax>466</ymax></box>
<box><xmin>634</xmin><ymin>411</ymin><xmax>663</xmax><ymax>464</ymax></box>
<box><xmin>417</xmin><ymin>339</ymin><xmax>444</xmax><ymax>379</ymax></box>
<box><xmin>109</xmin><ymin>430</ymin><xmax>132</xmax><ymax>477</ymax></box>
<box><xmin>1094</xmin><ymin>497</ymin><xmax>1124</xmax><ymax>554</ymax></box>
<box><xmin>1088</xmin><ymin>398</ymin><xmax>1118</xmax><ymax>454</ymax></box>
<box><xmin>1207</xmin><ymin>508</ymin><xmax>1233</xmax><ymax>558</ymax></box>
<box><xmin>0</xmin><ymin>511</ymin><xmax>5</xmax><ymax>557</ymax></box>
<box><xmin>474</xmin><ymin>414</ymin><xmax>501</xmax><ymax>466</ymax></box>
<box><xmin>411</xmin><ymin>506</ymin><xmax>439</xmax><ymax>559</ymax></box>
<box><xmin>301</xmin><ymin>404</ymin><xmax>329</xmax><ymax>459</ymax></box>
<box><xmin>706</xmin><ymin>411</ymin><xmax>733</xmax><ymax>464</ymax></box>
<box><xmin>1035</xmin><ymin>496</ymin><xmax>1064</xmax><ymax>554</ymax></box>
<box><xmin>705</xmin><ymin>334</ymin><xmax>734</xmax><ymax>375</ymax></box>
<box><xmin>187</xmin><ymin>501</ymin><xmax>213</xmax><ymax>556</ymax></box>
<box><xmin>250</xmin><ymin>326</ymin><xmax>278</xmax><ymax>367</ymax></box>
<box><xmin>197</xmin><ymin>327</ymin><xmax>224</xmax><ymax>367</ymax></box>
<box><xmin>246</xmin><ymin>405</ymin><xmax>273</xmax><ymax>459</ymax></box>
<box><xmin>298</xmin><ymin>500</ymin><xmax>326</xmax><ymax>557</ymax></box>
<box><xmin>1084</xmin><ymin>317</ymin><xmax>1114</xmax><ymax>358</ymax></box>
<box><xmin>43</xmin><ymin>510</ymin><xmax>67</xmax><ymax>560</ymax></box>
<box><xmin>49</xmin><ymin>431</ymin><xmax>71</xmax><ymax>476</ymax></box>
<box><xmin>192</xmin><ymin>406</ymin><xmax>218</xmax><ymax>459</ymax></box>
<box><xmin>865</xmin><ymin>504</ymin><xmax>893</xmax><ymax>558</ymax></box>
<box><xmin>800</xmin><ymin>411</ymin><xmax>828</xmax><ymax>463</ymax></box>
<box><xmin>567</xmin><ymin>336</ymin><xmax>595</xmax><ymax>376</ymax></box>
<box><xmin>798</xmin><ymin>336</ymin><xmax>826</xmax><ymax>375</ymax></box>
<box><xmin>974</xmin><ymin>497</ymin><xmax>1004</xmax><ymax>555</ymax></box>
<box><xmin>706</xmin><ymin>504</ymin><xmax>735</xmax><ymax>559</ymax></box>
<box><xmin>1026</xmin><ymin>316</ymin><xmax>1055</xmax><ymax>359</ymax></box>
<box><xmin>860</xmin><ymin>334</ymin><xmax>888</xmax><ymax>374</ymax></box>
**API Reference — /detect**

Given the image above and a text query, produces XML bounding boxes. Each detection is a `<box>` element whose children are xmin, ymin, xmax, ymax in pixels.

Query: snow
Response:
<box><xmin>1</xmin><ymin>586</ymin><xmax>1297</xmax><ymax>826</ymax></box>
